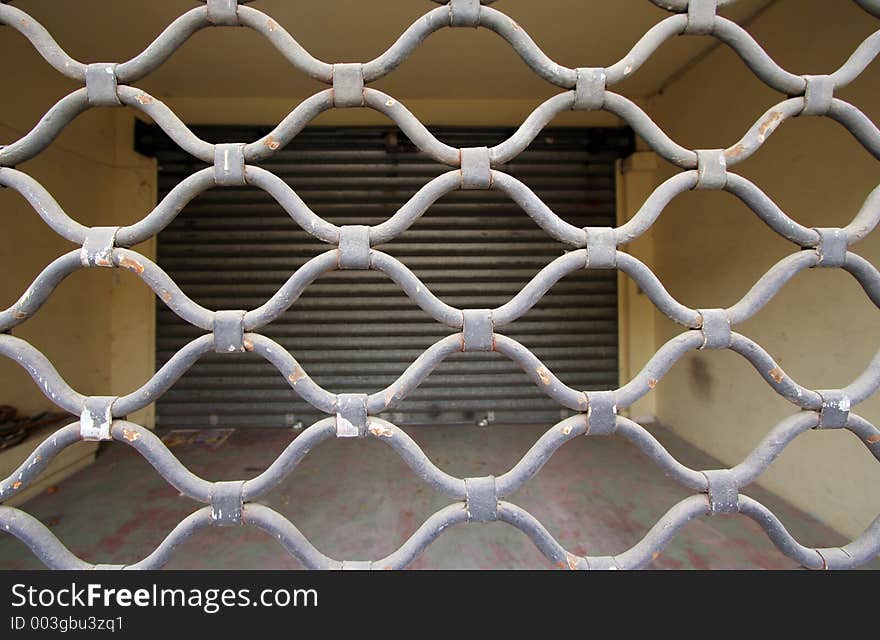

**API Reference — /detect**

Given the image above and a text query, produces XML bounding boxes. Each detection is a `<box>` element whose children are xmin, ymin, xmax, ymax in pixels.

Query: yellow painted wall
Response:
<box><xmin>0</xmin><ymin>41</ymin><xmax>156</xmax><ymax>428</ymax></box>
<box><xmin>648</xmin><ymin>0</ymin><xmax>880</xmax><ymax>538</ymax></box>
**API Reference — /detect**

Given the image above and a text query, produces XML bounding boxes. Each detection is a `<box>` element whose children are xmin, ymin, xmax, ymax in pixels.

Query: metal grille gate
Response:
<box><xmin>149</xmin><ymin>125</ymin><xmax>630</xmax><ymax>428</ymax></box>
<box><xmin>1</xmin><ymin>0</ymin><xmax>880</xmax><ymax>569</ymax></box>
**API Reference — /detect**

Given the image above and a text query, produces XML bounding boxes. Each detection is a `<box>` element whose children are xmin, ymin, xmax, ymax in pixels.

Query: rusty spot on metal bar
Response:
<box><xmin>867</xmin><ymin>434</ymin><xmax>880</xmax><ymax>444</ymax></box>
<box><xmin>12</xmin><ymin>481</ymin><xmax>21</xmax><ymax>490</ymax></box>
<box><xmin>243</xmin><ymin>337</ymin><xmax>254</xmax><ymax>351</ymax></box>
<box><xmin>648</xmin><ymin>378</ymin><xmax>658</xmax><ymax>389</ymax></box>
<box><xmin>561</xmin><ymin>424</ymin><xmax>572</xmax><ymax>435</ymax></box>
<box><xmin>160</xmin><ymin>290</ymin><xmax>172</xmax><ymax>303</ymax></box>
<box><xmin>265</xmin><ymin>136</ymin><xmax>280</xmax><ymax>151</ymax></box>
<box><xmin>536</xmin><ymin>366</ymin><xmax>551</xmax><ymax>385</ymax></box>
<box><xmin>119</xmin><ymin>256</ymin><xmax>145</xmax><ymax>274</ymax></box>
<box><xmin>725</xmin><ymin>143</ymin><xmax>746</xmax><ymax>160</ymax></box>
<box><xmin>652</xmin><ymin>551</ymin><xmax>661</xmax><ymax>561</ymax></box>
<box><xmin>287</xmin><ymin>365</ymin><xmax>306</xmax><ymax>385</ymax></box>
<box><xmin>12</xmin><ymin>310</ymin><xmax>27</xmax><ymax>320</ymax></box>
<box><xmin>566</xmin><ymin>553</ymin><xmax>580</xmax><ymax>570</ymax></box>
<box><xmin>769</xmin><ymin>367</ymin><xmax>785</xmax><ymax>384</ymax></box>
<box><xmin>122</xmin><ymin>428</ymin><xmax>141</xmax><ymax>442</ymax></box>
<box><xmin>267</xmin><ymin>18</ymin><xmax>278</xmax><ymax>32</ymax></box>
<box><xmin>135</xmin><ymin>93</ymin><xmax>153</xmax><ymax>105</ymax></box>
<box><xmin>758</xmin><ymin>110</ymin><xmax>784</xmax><ymax>140</ymax></box>
<box><xmin>369</xmin><ymin>424</ymin><xmax>394</xmax><ymax>438</ymax></box>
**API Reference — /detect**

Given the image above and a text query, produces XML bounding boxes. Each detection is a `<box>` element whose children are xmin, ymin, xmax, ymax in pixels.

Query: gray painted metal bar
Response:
<box><xmin>0</xmin><ymin>0</ymin><xmax>879</xmax><ymax>570</ymax></box>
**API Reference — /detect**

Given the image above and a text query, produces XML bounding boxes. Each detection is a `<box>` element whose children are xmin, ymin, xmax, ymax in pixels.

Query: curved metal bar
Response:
<box><xmin>728</xmin><ymin>334</ymin><xmax>824</xmax><ymax>409</ymax></box>
<box><xmin>726</xmin><ymin>251</ymin><xmax>819</xmax><ymax>325</ymax></box>
<box><xmin>241</xmin><ymin>504</ymin><xmax>340</xmax><ymax>570</ymax></box>
<box><xmin>0</xmin><ymin>168</ymin><xmax>89</xmax><ymax>242</ymax></box>
<box><xmin>246</xmin><ymin>334</ymin><xmax>338</xmax><ymax>414</ymax></box>
<box><xmin>0</xmin><ymin>423</ymin><xmax>80</xmax><ymax>501</ymax></box>
<box><xmin>737</xmin><ymin>497</ymin><xmax>828</xmax><ymax>569</ymax></box>
<box><xmin>242</xmin><ymin>418</ymin><xmax>338</xmax><ymax>500</ymax></box>
<box><xmin>0</xmin><ymin>4</ymin><xmax>87</xmax><ymax>80</ymax></box>
<box><xmin>113</xmin><ymin>249</ymin><xmax>215</xmax><ymax>330</ymax></box>
<box><xmin>0</xmin><ymin>90</ymin><xmax>90</xmax><ymax>167</ymax></box>
<box><xmin>124</xmin><ymin>508</ymin><xmax>216</xmax><ymax>570</ymax></box>
<box><xmin>368</xmin><ymin>252</ymin><xmax>464</xmax><ymax>327</ymax></box>
<box><xmin>0</xmin><ymin>334</ymin><xmax>84</xmax><ymax>414</ymax></box>
<box><xmin>365</xmin><ymin>418</ymin><xmax>466</xmax><ymax>498</ymax></box>
<box><xmin>367</xmin><ymin>335</ymin><xmax>463</xmax><ymax>414</ymax></box>
<box><xmin>731</xmin><ymin>412</ymin><xmax>880</xmax><ymax>488</ymax></box>
<box><xmin>110</xmin><ymin>421</ymin><xmax>214</xmax><ymax>502</ymax></box>
<box><xmin>374</xmin><ymin>503</ymin><xmax>469</xmax><ymax>570</ymax></box>
<box><xmin>611</xmin><ymin>496</ymin><xmax>710</xmax><ymax>569</ymax></box>
<box><xmin>493</xmin><ymin>335</ymin><xmax>589</xmax><ymax>411</ymax></box>
<box><xmin>0</xmin><ymin>251</ymin><xmax>82</xmax><ymax>332</ymax></box>
<box><xmin>614</xmin><ymin>416</ymin><xmax>709</xmax><ymax>491</ymax></box>
<box><xmin>495</xmin><ymin>415</ymin><xmax>587</xmax><ymax>497</ymax></box>
<box><xmin>0</xmin><ymin>506</ymin><xmax>91</xmax><ymax>569</ymax></box>
<box><xmin>616</xmin><ymin>252</ymin><xmax>703</xmax><ymax>326</ymax></box>
<box><xmin>497</xmin><ymin>502</ymin><xmax>577</xmax><ymax>568</ymax></box>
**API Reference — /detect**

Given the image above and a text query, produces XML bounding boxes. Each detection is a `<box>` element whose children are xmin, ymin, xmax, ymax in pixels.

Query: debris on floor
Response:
<box><xmin>0</xmin><ymin>406</ymin><xmax>70</xmax><ymax>450</ymax></box>
<box><xmin>159</xmin><ymin>429</ymin><xmax>234</xmax><ymax>449</ymax></box>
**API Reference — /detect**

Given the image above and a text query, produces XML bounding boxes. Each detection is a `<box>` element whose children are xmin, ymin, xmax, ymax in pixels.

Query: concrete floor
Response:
<box><xmin>1</xmin><ymin>423</ymin><xmax>876</xmax><ymax>570</ymax></box>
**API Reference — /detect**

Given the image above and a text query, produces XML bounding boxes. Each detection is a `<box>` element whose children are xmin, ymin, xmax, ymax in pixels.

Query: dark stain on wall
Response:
<box><xmin>689</xmin><ymin>356</ymin><xmax>714</xmax><ymax>401</ymax></box>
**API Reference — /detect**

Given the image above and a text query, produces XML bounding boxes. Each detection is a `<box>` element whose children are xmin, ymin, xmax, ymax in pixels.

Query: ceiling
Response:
<box><xmin>9</xmin><ymin>0</ymin><xmax>771</xmax><ymax>100</ymax></box>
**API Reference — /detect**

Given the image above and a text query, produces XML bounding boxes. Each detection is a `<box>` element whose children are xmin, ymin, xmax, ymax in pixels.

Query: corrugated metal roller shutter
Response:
<box><xmin>144</xmin><ymin>125</ymin><xmax>634</xmax><ymax>428</ymax></box>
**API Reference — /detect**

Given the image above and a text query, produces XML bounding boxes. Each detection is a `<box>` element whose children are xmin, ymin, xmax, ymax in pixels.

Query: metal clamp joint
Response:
<box><xmin>207</xmin><ymin>0</ymin><xmax>240</xmax><ymax>26</ymax></box>
<box><xmin>462</xmin><ymin>309</ymin><xmax>494</xmax><ymax>352</ymax></box>
<box><xmin>80</xmin><ymin>396</ymin><xmax>117</xmax><ymax>441</ymax></box>
<box><xmin>698</xmin><ymin>308</ymin><xmax>731</xmax><ymax>350</ymax></box>
<box><xmin>86</xmin><ymin>63</ymin><xmax>120</xmax><ymax>107</ymax></box>
<box><xmin>803</xmin><ymin>75</ymin><xmax>834</xmax><ymax>116</ymax></box>
<box><xmin>817</xmin><ymin>390</ymin><xmax>850</xmax><ymax>429</ymax></box>
<box><xmin>333</xmin><ymin>63</ymin><xmax>365</xmax><ymax>107</ymax></box>
<box><xmin>465</xmin><ymin>476</ymin><xmax>498</xmax><ymax>522</ymax></box>
<box><xmin>450</xmin><ymin>0</ymin><xmax>480</xmax><ymax>27</ymax></box>
<box><xmin>813</xmin><ymin>227</ymin><xmax>847</xmax><ymax>268</ymax></box>
<box><xmin>336</xmin><ymin>393</ymin><xmax>368</xmax><ymax>437</ymax></box>
<box><xmin>586</xmin><ymin>391</ymin><xmax>617</xmax><ymax>435</ymax></box>
<box><xmin>584</xmin><ymin>227</ymin><xmax>617</xmax><ymax>268</ymax></box>
<box><xmin>685</xmin><ymin>0</ymin><xmax>717</xmax><ymax>35</ymax></box>
<box><xmin>214</xmin><ymin>143</ymin><xmax>246</xmax><ymax>186</ymax></box>
<box><xmin>695</xmin><ymin>149</ymin><xmax>727</xmax><ymax>189</ymax></box>
<box><xmin>213</xmin><ymin>310</ymin><xmax>246</xmax><ymax>353</ymax></box>
<box><xmin>81</xmin><ymin>226</ymin><xmax>119</xmax><ymax>268</ymax></box>
<box><xmin>460</xmin><ymin>147</ymin><xmax>492</xmax><ymax>189</ymax></box>
<box><xmin>338</xmin><ymin>225</ymin><xmax>371</xmax><ymax>269</ymax></box>
<box><xmin>574</xmin><ymin>68</ymin><xmax>606</xmax><ymax>111</ymax></box>
<box><xmin>703</xmin><ymin>469</ymin><xmax>738</xmax><ymax>515</ymax></box>
<box><xmin>211</xmin><ymin>481</ymin><xmax>245</xmax><ymax>526</ymax></box>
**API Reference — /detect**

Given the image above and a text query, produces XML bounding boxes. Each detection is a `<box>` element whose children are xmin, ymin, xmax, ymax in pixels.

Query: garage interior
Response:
<box><xmin>1</xmin><ymin>0</ymin><xmax>879</xmax><ymax>569</ymax></box>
